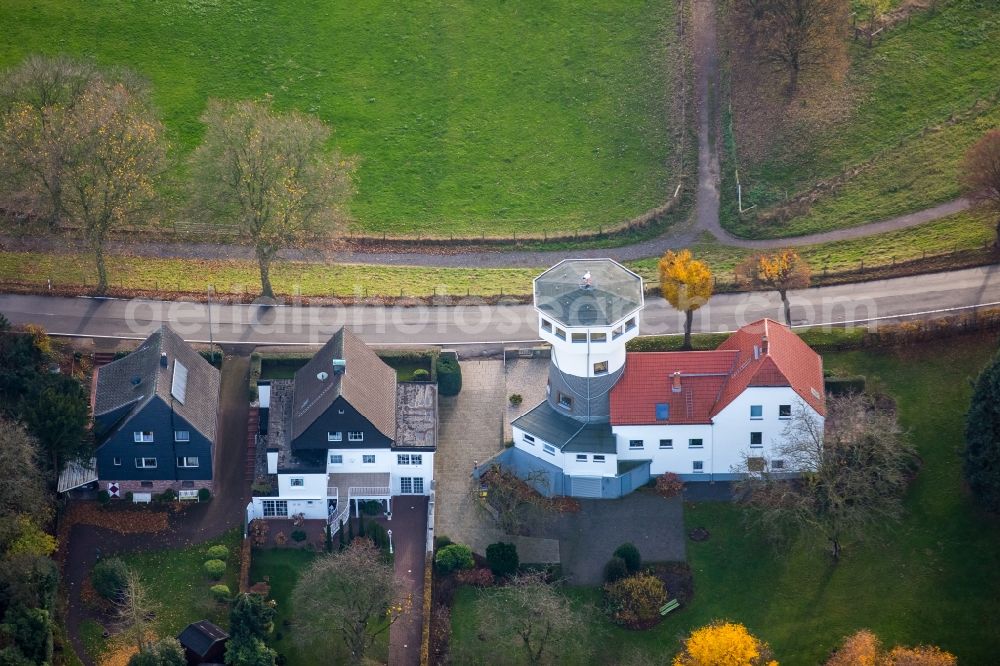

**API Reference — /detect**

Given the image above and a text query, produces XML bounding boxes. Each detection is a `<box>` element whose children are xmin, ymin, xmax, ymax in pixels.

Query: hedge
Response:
<box><xmin>825</xmin><ymin>376</ymin><xmax>866</xmax><ymax>395</ymax></box>
<box><xmin>437</xmin><ymin>355</ymin><xmax>462</xmax><ymax>396</ymax></box>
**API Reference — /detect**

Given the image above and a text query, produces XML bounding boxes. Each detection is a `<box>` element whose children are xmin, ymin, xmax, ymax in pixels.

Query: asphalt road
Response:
<box><xmin>3</xmin><ymin>265</ymin><xmax>1000</xmax><ymax>348</ymax></box>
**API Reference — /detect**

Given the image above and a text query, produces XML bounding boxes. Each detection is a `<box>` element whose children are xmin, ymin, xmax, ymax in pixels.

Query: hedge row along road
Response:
<box><xmin>2</xmin><ymin>265</ymin><xmax>999</xmax><ymax>347</ymax></box>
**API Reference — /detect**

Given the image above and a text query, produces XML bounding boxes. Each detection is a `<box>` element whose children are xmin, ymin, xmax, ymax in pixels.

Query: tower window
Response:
<box><xmin>541</xmin><ymin>319</ymin><xmax>552</xmax><ymax>332</ymax></box>
<box><xmin>571</xmin><ymin>332</ymin><xmax>587</xmax><ymax>343</ymax></box>
<box><xmin>557</xmin><ymin>393</ymin><xmax>573</xmax><ymax>410</ymax></box>
<box><xmin>594</xmin><ymin>360</ymin><xmax>608</xmax><ymax>375</ymax></box>
<box><xmin>555</xmin><ymin>328</ymin><xmax>566</xmax><ymax>340</ymax></box>
<box><xmin>590</xmin><ymin>332</ymin><xmax>607</xmax><ymax>343</ymax></box>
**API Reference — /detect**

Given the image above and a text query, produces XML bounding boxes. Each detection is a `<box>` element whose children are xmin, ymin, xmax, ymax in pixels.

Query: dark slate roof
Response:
<box><xmin>177</xmin><ymin>620</ymin><xmax>228</xmax><ymax>657</ymax></box>
<box><xmin>512</xmin><ymin>401</ymin><xmax>617</xmax><ymax>454</ymax></box>
<box><xmin>534</xmin><ymin>259</ymin><xmax>643</xmax><ymax>328</ymax></box>
<box><xmin>291</xmin><ymin>328</ymin><xmax>397</xmax><ymax>442</ymax></box>
<box><xmin>94</xmin><ymin>326</ymin><xmax>220</xmax><ymax>442</ymax></box>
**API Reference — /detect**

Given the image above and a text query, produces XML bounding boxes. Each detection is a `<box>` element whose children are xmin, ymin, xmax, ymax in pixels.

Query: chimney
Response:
<box><xmin>332</xmin><ymin>359</ymin><xmax>346</xmax><ymax>375</ymax></box>
<box><xmin>160</xmin><ymin>352</ymin><xmax>168</xmax><ymax>368</ymax></box>
<box><xmin>761</xmin><ymin>336</ymin><xmax>769</xmax><ymax>355</ymax></box>
<box><xmin>671</xmin><ymin>371</ymin><xmax>682</xmax><ymax>393</ymax></box>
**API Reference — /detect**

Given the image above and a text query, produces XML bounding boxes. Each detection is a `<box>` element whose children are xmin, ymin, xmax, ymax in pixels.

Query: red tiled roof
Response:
<box><xmin>610</xmin><ymin>319</ymin><xmax>825</xmax><ymax>425</ymax></box>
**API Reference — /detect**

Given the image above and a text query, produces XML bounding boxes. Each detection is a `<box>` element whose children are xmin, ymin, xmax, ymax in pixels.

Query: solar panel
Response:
<box><xmin>171</xmin><ymin>360</ymin><xmax>188</xmax><ymax>404</ymax></box>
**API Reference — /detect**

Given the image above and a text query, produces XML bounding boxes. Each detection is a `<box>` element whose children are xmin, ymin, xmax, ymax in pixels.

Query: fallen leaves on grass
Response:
<box><xmin>65</xmin><ymin>503</ymin><xmax>170</xmax><ymax>534</ymax></box>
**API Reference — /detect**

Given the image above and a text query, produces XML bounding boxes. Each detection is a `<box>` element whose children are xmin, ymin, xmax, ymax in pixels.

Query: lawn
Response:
<box><xmin>249</xmin><ymin>548</ymin><xmax>390</xmax><ymax>666</ymax></box>
<box><xmin>0</xmin><ymin>0</ymin><xmax>680</xmax><ymax>237</ymax></box>
<box><xmin>0</xmin><ymin>209</ymin><xmax>992</xmax><ymax>299</ymax></box>
<box><xmin>450</xmin><ymin>332</ymin><xmax>1000</xmax><ymax>665</ymax></box>
<box><xmin>724</xmin><ymin>0</ymin><xmax>1000</xmax><ymax>238</ymax></box>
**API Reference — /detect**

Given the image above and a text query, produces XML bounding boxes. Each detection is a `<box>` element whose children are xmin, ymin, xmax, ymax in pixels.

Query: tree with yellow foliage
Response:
<box><xmin>673</xmin><ymin>621</ymin><xmax>776</xmax><ymax>666</ymax></box>
<box><xmin>735</xmin><ymin>249</ymin><xmax>811</xmax><ymax>325</ymax></box>
<box><xmin>825</xmin><ymin>630</ymin><xmax>956</xmax><ymax>666</ymax></box>
<box><xmin>659</xmin><ymin>250</ymin><xmax>714</xmax><ymax>350</ymax></box>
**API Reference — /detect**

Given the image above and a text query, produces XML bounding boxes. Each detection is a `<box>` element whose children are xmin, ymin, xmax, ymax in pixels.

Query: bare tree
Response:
<box><xmin>188</xmin><ymin>98</ymin><xmax>354</xmax><ymax>298</ymax></box>
<box><xmin>477</xmin><ymin>465</ymin><xmax>557</xmax><ymax>535</ymax></box>
<box><xmin>736</xmin><ymin>394</ymin><xmax>916</xmax><ymax>561</ymax></box>
<box><xmin>475</xmin><ymin>572</ymin><xmax>591</xmax><ymax>666</ymax></box>
<box><xmin>292</xmin><ymin>539</ymin><xmax>406</xmax><ymax>666</ymax></box>
<box><xmin>115</xmin><ymin>568</ymin><xmax>156</xmax><ymax>653</ymax></box>
<box><xmin>753</xmin><ymin>0</ymin><xmax>848</xmax><ymax>94</ymax></box>
<box><xmin>0</xmin><ymin>418</ymin><xmax>51</xmax><ymax>547</ymax></box>
<box><xmin>961</xmin><ymin>129</ymin><xmax>1000</xmax><ymax>247</ymax></box>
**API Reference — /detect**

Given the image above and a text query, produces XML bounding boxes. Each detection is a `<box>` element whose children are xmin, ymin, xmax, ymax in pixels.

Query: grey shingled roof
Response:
<box><xmin>177</xmin><ymin>620</ymin><xmax>228</xmax><ymax>657</ymax></box>
<box><xmin>512</xmin><ymin>401</ymin><xmax>617</xmax><ymax>454</ymax></box>
<box><xmin>291</xmin><ymin>328</ymin><xmax>397</xmax><ymax>442</ymax></box>
<box><xmin>94</xmin><ymin>326</ymin><xmax>221</xmax><ymax>443</ymax></box>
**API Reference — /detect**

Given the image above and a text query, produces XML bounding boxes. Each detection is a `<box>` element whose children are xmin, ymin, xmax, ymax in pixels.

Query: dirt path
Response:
<box><xmin>63</xmin><ymin>354</ymin><xmax>250</xmax><ymax>665</ymax></box>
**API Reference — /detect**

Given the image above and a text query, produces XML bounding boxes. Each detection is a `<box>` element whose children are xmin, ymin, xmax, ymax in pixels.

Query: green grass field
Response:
<box><xmin>0</xmin><ymin>0</ymin><xmax>679</xmax><ymax>237</ymax></box>
<box><xmin>725</xmin><ymin>0</ymin><xmax>1000</xmax><ymax>239</ymax></box>
<box><xmin>450</xmin><ymin>333</ymin><xmax>1000</xmax><ymax>665</ymax></box>
<box><xmin>0</xmin><ymin>210</ymin><xmax>992</xmax><ymax>299</ymax></box>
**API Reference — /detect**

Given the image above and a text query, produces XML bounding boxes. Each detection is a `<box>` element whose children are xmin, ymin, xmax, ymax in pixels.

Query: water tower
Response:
<box><xmin>533</xmin><ymin>259</ymin><xmax>644</xmax><ymax>423</ymax></box>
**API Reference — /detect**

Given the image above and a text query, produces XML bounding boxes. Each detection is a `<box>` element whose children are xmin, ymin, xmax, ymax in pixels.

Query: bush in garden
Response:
<box><xmin>97</xmin><ymin>490</ymin><xmax>110</xmax><ymax>506</ymax></box>
<box><xmin>436</xmin><ymin>356</ymin><xmax>462</xmax><ymax>396</ymax></box>
<box><xmin>508</xmin><ymin>393</ymin><xmax>523</xmax><ymax>406</ymax></box>
<box><xmin>198</xmin><ymin>487</ymin><xmax>211</xmax><ymax>502</ymax></box>
<box><xmin>207</xmin><ymin>545</ymin><xmax>230</xmax><ymax>560</ymax></box>
<box><xmin>603</xmin><ymin>573</ymin><xmax>668</xmax><ymax>629</ymax></box>
<box><xmin>360</xmin><ymin>500</ymin><xmax>382</xmax><ymax>515</ymax></box>
<box><xmin>367</xmin><ymin>522</ymin><xmax>390</xmax><ymax>551</ymax></box>
<box><xmin>434</xmin><ymin>535</ymin><xmax>453</xmax><ymax>550</ymax></box>
<box><xmin>455</xmin><ymin>567</ymin><xmax>495</xmax><ymax>588</ymax></box>
<box><xmin>158</xmin><ymin>488</ymin><xmax>176</xmax><ymax>502</ymax></box>
<box><xmin>655</xmin><ymin>472</ymin><xmax>684</xmax><ymax>499</ymax></box>
<box><xmin>91</xmin><ymin>558</ymin><xmax>129</xmax><ymax>599</ymax></box>
<box><xmin>204</xmin><ymin>559</ymin><xmax>226</xmax><ymax>580</ymax></box>
<box><xmin>613</xmin><ymin>542</ymin><xmax>641</xmax><ymax>574</ymax></box>
<box><xmin>412</xmin><ymin>368</ymin><xmax>431</xmax><ymax>381</ymax></box>
<box><xmin>434</xmin><ymin>544</ymin><xmax>474</xmax><ymax>574</ymax></box>
<box><xmin>603</xmin><ymin>556</ymin><xmax>628</xmax><ymax>584</ymax></box>
<box><xmin>485</xmin><ymin>542</ymin><xmax>519</xmax><ymax>577</ymax></box>
<box><xmin>210</xmin><ymin>584</ymin><xmax>231</xmax><ymax>602</ymax></box>
<box><xmin>291</xmin><ymin>530</ymin><xmax>307</xmax><ymax>543</ymax></box>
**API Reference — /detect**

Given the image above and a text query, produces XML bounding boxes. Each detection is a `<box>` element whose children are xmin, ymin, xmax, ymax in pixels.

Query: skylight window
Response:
<box><xmin>655</xmin><ymin>403</ymin><xmax>670</xmax><ymax>420</ymax></box>
<box><xmin>171</xmin><ymin>360</ymin><xmax>188</xmax><ymax>404</ymax></box>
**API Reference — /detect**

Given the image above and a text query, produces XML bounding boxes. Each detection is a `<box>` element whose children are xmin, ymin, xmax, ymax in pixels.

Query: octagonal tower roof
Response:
<box><xmin>533</xmin><ymin>259</ymin><xmax>643</xmax><ymax>328</ymax></box>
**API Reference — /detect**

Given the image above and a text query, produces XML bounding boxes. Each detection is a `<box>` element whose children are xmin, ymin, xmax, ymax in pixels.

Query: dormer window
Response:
<box><xmin>133</xmin><ymin>431</ymin><xmax>154</xmax><ymax>443</ymax></box>
<box><xmin>328</xmin><ymin>432</ymin><xmax>343</xmax><ymax>442</ymax></box>
<box><xmin>348</xmin><ymin>432</ymin><xmax>364</xmax><ymax>442</ymax></box>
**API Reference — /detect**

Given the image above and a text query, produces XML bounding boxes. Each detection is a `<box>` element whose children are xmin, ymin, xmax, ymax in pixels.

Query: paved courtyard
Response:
<box><xmin>435</xmin><ymin>359</ymin><xmax>559</xmax><ymax>563</ymax></box>
<box><xmin>502</xmin><ymin>356</ymin><xmax>549</xmax><ymax>441</ymax></box>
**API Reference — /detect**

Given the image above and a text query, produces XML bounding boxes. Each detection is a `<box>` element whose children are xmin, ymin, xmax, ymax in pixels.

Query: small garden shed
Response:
<box><xmin>177</xmin><ymin>619</ymin><xmax>228</xmax><ymax>665</ymax></box>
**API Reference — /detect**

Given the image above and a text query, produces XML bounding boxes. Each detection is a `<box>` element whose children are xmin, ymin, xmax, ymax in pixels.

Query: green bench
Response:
<box><xmin>659</xmin><ymin>599</ymin><xmax>680</xmax><ymax>616</ymax></box>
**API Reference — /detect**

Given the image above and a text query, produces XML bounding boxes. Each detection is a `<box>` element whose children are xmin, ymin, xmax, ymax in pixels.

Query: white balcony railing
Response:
<box><xmin>348</xmin><ymin>486</ymin><xmax>391</xmax><ymax>498</ymax></box>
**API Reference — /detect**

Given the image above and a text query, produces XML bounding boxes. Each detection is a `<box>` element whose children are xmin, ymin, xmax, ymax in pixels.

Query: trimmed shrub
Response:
<box><xmin>655</xmin><ymin>472</ymin><xmax>684</xmax><ymax>499</ymax></box>
<box><xmin>508</xmin><ymin>393</ymin><xmax>523</xmax><ymax>406</ymax></box>
<box><xmin>203</xmin><ymin>559</ymin><xmax>226</xmax><ymax>580</ymax></box>
<box><xmin>436</xmin><ymin>356</ymin><xmax>463</xmax><ymax>396</ymax></box>
<box><xmin>367</xmin><ymin>522</ymin><xmax>390</xmax><ymax>551</ymax></box>
<box><xmin>91</xmin><ymin>558</ymin><xmax>129</xmax><ymax>599</ymax></box>
<box><xmin>157</xmin><ymin>488</ymin><xmax>176</xmax><ymax>503</ymax></box>
<box><xmin>613</xmin><ymin>543</ymin><xmax>641</xmax><ymax>574</ymax></box>
<box><xmin>434</xmin><ymin>535</ymin><xmax>453</xmax><ymax>550</ymax></box>
<box><xmin>291</xmin><ymin>530</ymin><xmax>307</xmax><ymax>543</ymax></box>
<box><xmin>412</xmin><ymin>368</ymin><xmax>431</xmax><ymax>381</ymax></box>
<box><xmin>456</xmin><ymin>567</ymin><xmax>495</xmax><ymax>588</ymax></box>
<box><xmin>97</xmin><ymin>490</ymin><xmax>110</xmax><ymax>506</ymax></box>
<box><xmin>207</xmin><ymin>545</ymin><xmax>230</xmax><ymax>560</ymax></box>
<box><xmin>485</xmin><ymin>542</ymin><xmax>519</xmax><ymax>577</ymax></box>
<box><xmin>198</xmin><ymin>488</ymin><xmax>211</xmax><ymax>502</ymax></box>
<box><xmin>603</xmin><ymin>556</ymin><xmax>628</xmax><ymax>584</ymax></box>
<box><xmin>360</xmin><ymin>500</ymin><xmax>383</xmax><ymax>516</ymax></box>
<box><xmin>210</xmin><ymin>584</ymin><xmax>231</xmax><ymax>602</ymax></box>
<box><xmin>604</xmin><ymin>573</ymin><xmax>668</xmax><ymax>629</ymax></box>
<box><xmin>825</xmin><ymin>376</ymin><xmax>866</xmax><ymax>395</ymax></box>
<box><xmin>435</xmin><ymin>544</ymin><xmax>474</xmax><ymax>574</ymax></box>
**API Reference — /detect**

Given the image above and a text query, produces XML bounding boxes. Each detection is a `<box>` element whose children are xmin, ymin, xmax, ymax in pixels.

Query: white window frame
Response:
<box><xmin>413</xmin><ymin>477</ymin><xmax>424</xmax><ymax>493</ymax></box>
<box><xmin>174</xmin><ymin>430</ymin><xmax>190</xmax><ymax>442</ymax></box>
<box><xmin>411</xmin><ymin>454</ymin><xmax>423</xmax><ymax>465</ymax></box>
<box><xmin>593</xmin><ymin>455</ymin><xmax>606</xmax><ymax>463</ymax></box>
<box><xmin>400</xmin><ymin>477</ymin><xmax>413</xmax><ymax>494</ymax></box>
<box><xmin>590</xmin><ymin>332</ymin><xmax>607</xmax><ymax>343</ymax></box>
<box><xmin>112</xmin><ymin>457</ymin><xmax>122</xmax><ymax>466</ymax></box>
<box><xmin>522</xmin><ymin>433</ymin><xmax>536</xmax><ymax>445</ymax></box>
<box><xmin>557</xmin><ymin>393</ymin><xmax>573</xmax><ymax>410</ymax></box>
<box><xmin>397</xmin><ymin>454</ymin><xmax>411</xmax><ymax>465</ymax></box>
<box><xmin>693</xmin><ymin>461</ymin><xmax>704</xmax><ymax>473</ymax></box>
<box><xmin>290</xmin><ymin>477</ymin><xmax>305</xmax><ymax>487</ymax></box>
<box><xmin>750</xmin><ymin>432</ymin><xmax>763</xmax><ymax>448</ymax></box>
<box><xmin>329</xmin><ymin>454</ymin><xmax>343</xmax><ymax>465</ymax></box>
<box><xmin>541</xmin><ymin>319</ymin><xmax>552</xmax><ymax>332</ymax></box>
<box><xmin>593</xmin><ymin>360</ymin><xmax>609</xmax><ymax>375</ymax></box>
<box><xmin>629</xmin><ymin>439</ymin><xmax>644</xmax><ymax>450</ymax></box>
<box><xmin>689</xmin><ymin>438</ymin><xmax>704</xmax><ymax>449</ymax></box>
<box><xmin>576</xmin><ymin>454</ymin><xmax>587</xmax><ymax>462</ymax></box>
<box><xmin>135</xmin><ymin>457</ymin><xmax>157</xmax><ymax>469</ymax></box>
<box><xmin>261</xmin><ymin>499</ymin><xmax>288</xmax><ymax>517</ymax></box>
<box><xmin>328</xmin><ymin>432</ymin><xmax>343</xmax><ymax>442</ymax></box>
<box><xmin>348</xmin><ymin>431</ymin><xmax>364</xmax><ymax>442</ymax></box>
<box><xmin>133</xmin><ymin>431</ymin><xmax>154</xmax><ymax>443</ymax></box>
<box><xmin>362</xmin><ymin>454</ymin><xmax>376</xmax><ymax>464</ymax></box>
<box><xmin>750</xmin><ymin>405</ymin><xmax>763</xmax><ymax>420</ymax></box>
<box><xmin>659</xmin><ymin>439</ymin><xmax>673</xmax><ymax>449</ymax></box>
<box><xmin>176</xmin><ymin>456</ymin><xmax>199</xmax><ymax>468</ymax></box>
<box><xmin>779</xmin><ymin>404</ymin><xmax>792</xmax><ymax>419</ymax></box>
<box><xmin>543</xmin><ymin>444</ymin><xmax>556</xmax><ymax>455</ymax></box>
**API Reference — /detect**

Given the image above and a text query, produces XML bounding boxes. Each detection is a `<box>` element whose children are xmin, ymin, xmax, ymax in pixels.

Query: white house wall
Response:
<box><xmin>512</xmin><ymin>425</ymin><xmax>617</xmax><ymax>477</ymax></box>
<box><xmin>276</xmin><ymin>472</ymin><xmax>327</xmax><ymax>499</ymax></box>
<box><xmin>614</xmin><ymin>423</ymin><xmax>714</xmax><ymax>477</ymax></box>
<box><xmin>390</xmin><ymin>451</ymin><xmax>434</xmax><ymax>495</ymax></box>
<box><xmin>326</xmin><ymin>448</ymin><xmax>391</xmax><ymax>474</ymax></box>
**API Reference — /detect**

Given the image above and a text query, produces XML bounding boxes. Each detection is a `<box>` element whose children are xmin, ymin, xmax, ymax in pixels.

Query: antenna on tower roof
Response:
<box><xmin>581</xmin><ymin>271</ymin><xmax>593</xmax><ymax>289</ymax></box>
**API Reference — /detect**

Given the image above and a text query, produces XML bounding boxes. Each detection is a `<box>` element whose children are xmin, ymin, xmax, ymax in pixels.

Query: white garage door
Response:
<box><xmin>570</xmin><ymin>476</ymin><xmax>602</xmax><ymax>498</ymax></box>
